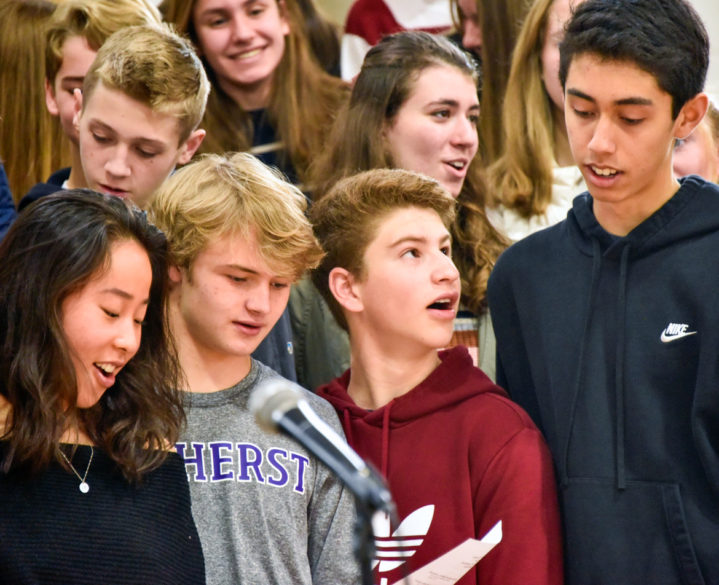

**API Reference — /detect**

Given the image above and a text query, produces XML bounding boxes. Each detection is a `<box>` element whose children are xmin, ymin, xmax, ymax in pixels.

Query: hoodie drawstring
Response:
<box><xmin>561</xmin><ymin>239</ymin><xmax>602</xmax><ymax>488</ymax></box>
<box><xmin>380</xmin><ymin>404</ymin><xmax>392</xmax><ymax>478</ymax></box>
<box><xmin>560</xmin><ymin>239</ymin><xmax>630</xmax><ymax>491</ymax></box>
<box><xmin>614</xmin><ymin>244</ymin><xmax>630</xmax><ymax>490</ymax></box>
<box><xmin>342</xmin><ymin>408</ymin><xmax>355</xmax><ymax>446</ymax></box>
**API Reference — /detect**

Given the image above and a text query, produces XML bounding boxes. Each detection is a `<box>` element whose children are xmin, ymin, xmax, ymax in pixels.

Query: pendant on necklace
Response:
<box><xmin>79</xmin><ymin>482</ymin><xmax>90</xmax><ymax>494</ymax></box>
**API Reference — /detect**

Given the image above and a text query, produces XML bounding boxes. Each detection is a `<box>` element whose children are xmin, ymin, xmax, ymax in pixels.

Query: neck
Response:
<box><xmin>66</xmin><ymin>144</ymin><xmax>88</xmax><ymax>190</ymax></box>
<box><xmin>346</xmin><ymin>333</ymin><xmax>441</xmax><ymax>410</ymax></box>
<box><xmin>168</xmin><ymin>298</ymin><xmax>251</xmax><ymax>393</ymax></box>
<box><xmin>593</xmin><ymin>172</ymin><xmax>680</xmax><ymax>236</ymax></box>
<box><xmin>217</xmin><ymin>76</ymin><xmax>272</xmax><ymax>112</ymax></box>
<box><xmin>553</xmin><ymin>106</ymin><xmax>574</xmax><ymax>167</ymax></box>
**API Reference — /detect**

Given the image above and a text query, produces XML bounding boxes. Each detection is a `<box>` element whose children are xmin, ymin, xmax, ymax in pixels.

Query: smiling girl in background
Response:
<box><xmin>0</xmin><ymin>191</ymin><xmax>204</xmax><ymax>584</ymax></box>
<box><xmin>162</xmin><ymin>0</ymin><xmax>348</xmax><ymax>186</ymax></box>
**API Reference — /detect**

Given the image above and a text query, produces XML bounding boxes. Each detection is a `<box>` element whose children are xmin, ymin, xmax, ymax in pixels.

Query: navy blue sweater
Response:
<box><xmin>489</xmin><ymin>175</ymin><xmax>719</xmax><ymax>585</ymax></box>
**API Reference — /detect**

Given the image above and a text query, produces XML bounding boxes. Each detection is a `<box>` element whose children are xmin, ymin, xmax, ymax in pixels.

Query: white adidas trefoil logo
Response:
<box><xmin>660</xmin><ymin>322</ymin><xmax>697</xmax><ymax>343</ymax></box>
<box><xmin>372</xmin><ymin>504</ymin><xmax>434</xmax><ymax>579</ymax></box>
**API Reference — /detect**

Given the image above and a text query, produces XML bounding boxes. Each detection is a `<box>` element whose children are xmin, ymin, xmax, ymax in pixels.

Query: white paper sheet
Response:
<box><xmin>390</xmin><ymin>521</ymin><xmax>502</xmax><ymax>585</ymax></box>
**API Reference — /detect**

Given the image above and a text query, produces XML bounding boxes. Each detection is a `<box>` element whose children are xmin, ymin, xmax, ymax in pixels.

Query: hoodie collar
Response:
<box><xmin>569</xmin><ymin>176</ymin><xmax>714</xmax><ymax>260</ymax></box>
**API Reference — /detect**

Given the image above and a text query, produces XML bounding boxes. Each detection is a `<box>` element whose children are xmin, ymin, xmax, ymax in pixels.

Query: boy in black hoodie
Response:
<box><xmin>488</xmin><ymin>1</ymin><xmax>717</xmax><ymax>583</ymax></box>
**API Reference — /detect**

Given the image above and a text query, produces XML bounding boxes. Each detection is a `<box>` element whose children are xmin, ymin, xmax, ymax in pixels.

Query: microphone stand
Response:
<box><xmin>355</xmin><ymin>499</ymin><xmax>376</xmax><ymax>585</ymax></box>
<box><xmin>349</xmin><ymin>465</ymin><xmax>396</xmax><ymax>585</ymax></box>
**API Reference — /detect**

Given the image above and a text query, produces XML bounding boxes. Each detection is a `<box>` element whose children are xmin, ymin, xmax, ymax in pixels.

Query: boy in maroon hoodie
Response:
<box><xmin>310</xmin><ymin>168</ymin><xmax>563</xmax><ymax>585</ymax></box>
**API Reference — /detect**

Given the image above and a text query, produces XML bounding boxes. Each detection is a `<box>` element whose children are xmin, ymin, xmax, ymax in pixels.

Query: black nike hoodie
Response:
<box><xmin>488</xmin><ymin>175</ymin><xmax>719</xmax><ymax>585</ymax></box>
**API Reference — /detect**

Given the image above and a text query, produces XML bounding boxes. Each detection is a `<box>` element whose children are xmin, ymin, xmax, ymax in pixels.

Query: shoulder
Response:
<box><xmin>255</xmin><ymin>363</ymin><xmax>343</xmax><ymax>431</ymax></box>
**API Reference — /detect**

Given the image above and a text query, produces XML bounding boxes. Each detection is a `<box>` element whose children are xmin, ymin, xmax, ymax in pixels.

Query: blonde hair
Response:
<box><xmin>150</xmin><ymin>152</ymin><xmax>324</xmax><ymax>281</ymax></box>
<box><xmin>450</xmin><ymin>0</ymin><xmax>532</xmax><ymax>165</ymax></box>
<box><xmin>310</xmin><ymin>169</ymin><xmax>456</xmax><ymax>330</ymax></box>
<box><xmin>45</xmin><ymin>0</ymin><xmax>162</xmax><ymax>85</ymax></box>
<box><xmin>0</xmin><ymin>0</ymin><xmax>70</xmax><ymax>202</ymax></box>
<box><xmin>83</xmin><ymin>23</ymin><xmax>209</xmax><ymax>143</ymax></box>
<box><xmin>487</xmin><ymin>0</ymin><xmax>561</xmax><ymax>216</ymax></box>
<box><xmin>163</xmin><ymin>0</ymin><xmax>349</xmax><ymax>183</ymax></box>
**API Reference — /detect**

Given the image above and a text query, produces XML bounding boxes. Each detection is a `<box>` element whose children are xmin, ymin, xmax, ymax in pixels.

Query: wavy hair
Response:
<box><xmin>309</xmin><ymin>31</ymin><xmax>507</xmax><ymax>314</ymax></box>
<box><xmin>162</xmin><ymin>0</ymin><xmax>348</xmax><ymax>184</ymax></box>
<box><xmin>0</xmin><ymin>190</ymin><xmax>183</xmax><ymax>482</ymax></box>
<box><xmin>150</xmin><ymin>152</ymin><xmax>324</xmax><ymax>281</ymax></box>
<box><xmin>487</xmin><ymin>0</ymin><xmax>559</xmax><ymax>217</ymax></box>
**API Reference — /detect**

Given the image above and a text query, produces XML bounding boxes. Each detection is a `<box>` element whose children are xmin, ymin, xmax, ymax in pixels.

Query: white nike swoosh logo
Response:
<box><xmin>660</xmin><ymin>330</ymin><xmax>697</xmax><ymax>343</ymax></box>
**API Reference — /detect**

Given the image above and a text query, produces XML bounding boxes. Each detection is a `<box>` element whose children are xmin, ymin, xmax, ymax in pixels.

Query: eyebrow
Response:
<box><xmin>88</xmin><ymin>119</ymin><xmax>167</xmax><ymax>149</ymax></box>
<box><xmin>567</xmin><ymin>88</ymin><xmax>653</xmax><ymax>107</ymax></box>
<box><xmin>222</xmin><ymin>263</ymin><xmax>294</xmax><ymax>281</ymax></box>
<box><xmin>429</xmin><ymin>99</ymin><xmax>480</xmax><ymax>110</ymax></box>
<box><xmin>101</xmin><ymin>288</ymin><xmax>150</xmax><ymax>304</ymax></box>
<box><xmin>59</xmin><ymin>76</ymin><xmax>84</xmax><ymax>85</ymax></box>
<box><xmin>390</xmin><ymin>234</ymin><xmax>451</xmax><ymax>248</ymax></box>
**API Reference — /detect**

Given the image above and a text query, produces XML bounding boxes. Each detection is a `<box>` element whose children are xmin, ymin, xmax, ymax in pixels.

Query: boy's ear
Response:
<box><xmin>674</xmin><ymin>92</ymin><xmax>709</xmax><ymax>140</ymax></box>
<box><xmin>328</xmin><ymin>267</ymin><xmax>364</xmax><ymax>314</ymax></box>
<box><xmin>45</xmin><ymin>78</ymin><xmax>59</xmax><ymax>117</ymax></box>
<box><xmin>72</xmin><ymin>88</ymin><xmax>83</xmax><ymax>130</ymax></box>
<box><xmin>168</xmin><ymin>264</ymin><xmax>183</xmax><ymax>287</ymax></box>
<box><xmin>177</xmin><ymin>129</ymin><xmax>206</xmax><ymax>166</ymax></box>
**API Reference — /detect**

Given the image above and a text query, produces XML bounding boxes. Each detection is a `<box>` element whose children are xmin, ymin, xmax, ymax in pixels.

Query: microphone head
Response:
<box><xmin>249</xmin><ymin>378</ymin><xmax>302</xmax><ymax>433</ymax></box>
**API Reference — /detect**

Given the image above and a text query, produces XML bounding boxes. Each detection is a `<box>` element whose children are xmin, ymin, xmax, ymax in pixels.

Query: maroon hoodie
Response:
<box><xmin>317</xmin><ymin>346</ymin><xmax>563</xmax><ymax>585</ymax></box>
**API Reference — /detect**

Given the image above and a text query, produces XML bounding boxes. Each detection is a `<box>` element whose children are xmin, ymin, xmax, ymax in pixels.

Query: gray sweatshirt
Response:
<box><xmin>177</xmin><ymin>360</ymin><xmax>360</xmax><ymax>585</ymax></box>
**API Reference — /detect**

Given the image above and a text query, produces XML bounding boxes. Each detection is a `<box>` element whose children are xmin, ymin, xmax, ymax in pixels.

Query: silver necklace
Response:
<box><xmin>60</xmin><ymin>447</ymin><xmax>94</xmax><ymax>494</ymax></box>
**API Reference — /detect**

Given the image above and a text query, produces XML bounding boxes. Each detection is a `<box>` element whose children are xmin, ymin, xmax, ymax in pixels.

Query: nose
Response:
<box><xmin>432</xmin><ymin>251</ymin><xmax>460</xmax><ymax>285</ymax></box>
<box><xmin>246</xmin><ymin>283</ymin><xmax>271</xmax><ymax>315</ymax></box>
<box><xmin>230</xmin><ymin>14</ymin><xmax>253</xmax><ymax>42</ymax></box>
<box><xmin>587</xmin><ymin>115</ymin><xmax>617</xmax><ymax>155</ymax></box>
<box><xmin>462</xmin><ymin>20</ymin><xmax>482</xmax><ymax>55</ymax></box>
<box><xmin>104</xmin><ymin>145</ymin><xmax>131</xmax><ymax>178</ymax></box>
<box><xmin>452</xmin><ymin>116</ymin><xmax>479</xmax><ymax>151</ymax></box>
<box><xmin>114</xmin><ymin>317</ymin><xmax>142</xmax><ymax>356</ymax></box>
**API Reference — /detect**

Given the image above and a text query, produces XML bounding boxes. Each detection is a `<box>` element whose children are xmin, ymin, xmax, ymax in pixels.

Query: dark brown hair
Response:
<box><xmin>0</xmin><ymin>190</ymin><xmax>183</xmax><ymax>482</ymax></box>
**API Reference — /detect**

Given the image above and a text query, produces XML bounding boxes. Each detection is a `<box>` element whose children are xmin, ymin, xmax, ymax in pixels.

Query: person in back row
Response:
<box><xmin>300</xmin><ymin>31</ymin><xmax>507</xmax><ymax>391</ymax></box>
<box><xmin>312</xmin><ymin>168</ymin><xmax>562</xmax><ymax>585</ymax></box>
<box><xmin>71</xmin><ymin>23</ymin><xmax>207</xmax><ymax>210</ymax></box>
<box><xmin>488</xmin><ymin>0</ymin><xmax>717</xmax><ymax>582</ymax></box>
<box><xmin>162</xmin><ymin>0</ymin><xmax>349</xmax><ymax>187</ymax></box>
<box><xmin>19</xmin><ymin>0</ymin><xmax>163</xmax><ymax>210</ymax></box>
<box><xmin>150</xmin><ymin>152</ymin><xmax>360</xmax><ymax>585</ymax></box>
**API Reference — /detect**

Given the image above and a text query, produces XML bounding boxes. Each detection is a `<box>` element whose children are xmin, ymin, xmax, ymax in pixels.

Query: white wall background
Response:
<box><xmin>316</xmin><ymin>0</ymin><xmax>719</xmax><ymax>97</ymax></box>
<box><xmin>690</xmin><ymin>0</ymin><xmax>719</xmax><ymax>99</ymax></box>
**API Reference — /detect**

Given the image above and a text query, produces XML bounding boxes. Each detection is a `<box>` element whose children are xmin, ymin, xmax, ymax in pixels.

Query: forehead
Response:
<box><xmin>82</xmin><ymin>82</ymin><xmax>183</xmax><ymax>145</ymax></box>
<box><xmin>195</xmin><ymin>229</ymin><xmax>293</xmax><ymax>279</ymax></box>
<box><xmin>546</xmin><ymin>0</ymin><xmax>573</xmax><ymax>34</ymax></box>
<box><xmin>565</xmin><ymin>53</ymin><xmax>668</xmax><ymax>105</ymax></box>
<box><xmin>57</xmin><ymin>35</ymin><xmax>97</xmax><ymax>75</ymax></box>
<box><xmin>405</xmin><ymin>65</ymin><xmax>478</xmax><ymax>105</ymax></box>
<box><xmin>370</xmin><ymin>206</ymin><xmax>450</xmax><ymax>246</ymax></box>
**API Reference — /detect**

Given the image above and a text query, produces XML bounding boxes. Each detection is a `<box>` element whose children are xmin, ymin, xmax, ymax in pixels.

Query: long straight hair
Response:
<box><xmin>0</xmin><ymin>0</ymin><xmax>71</xmax><ymax>202</ymax></box>
<box><xmin>162</xmin><ymin>0</ymin><xmax>349</xmax><ymax>184</ymax></box>
<box><xmin>487</xmin><ymin>0</ymin><xmax>558</xmax><ymax>217</ymax></box>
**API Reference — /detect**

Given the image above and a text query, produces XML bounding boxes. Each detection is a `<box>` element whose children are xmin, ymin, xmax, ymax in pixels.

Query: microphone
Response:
<box><xmin>249</xmin><ymin>379</ymin><xmax>395</xmax><ymax>513</ymax></box>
